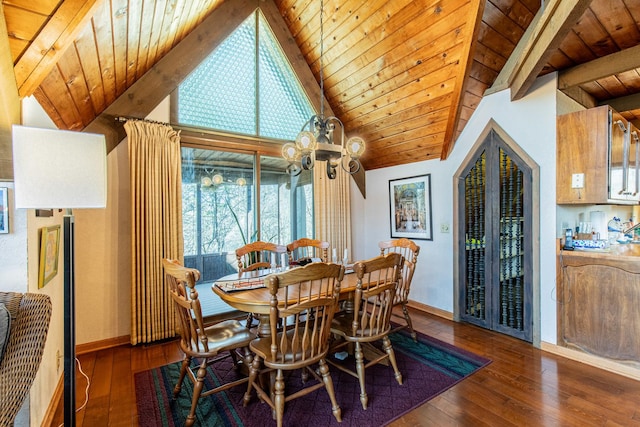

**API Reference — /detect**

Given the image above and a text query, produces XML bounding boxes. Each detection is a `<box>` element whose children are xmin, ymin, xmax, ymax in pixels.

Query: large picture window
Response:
<box><xmin>175</xmin><ymin>7</ymin><xmax>317</xmax><ymax>283</ymax></box>
<box><xmin>181</xmin><ymin>147</ymin><xmax>313</xmax><ymax>282</ymax></box>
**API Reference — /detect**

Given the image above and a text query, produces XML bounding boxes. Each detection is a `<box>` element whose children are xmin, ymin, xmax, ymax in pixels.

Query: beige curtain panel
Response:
<box><xmin>313</xmin><ymin>166</ymin><xmax>352</xmax><ymax>262</ymax></box>
<box><xmin>126</xmin><ymin>120</ymin><xmax>183</xmax><ymax>345</ymax></box>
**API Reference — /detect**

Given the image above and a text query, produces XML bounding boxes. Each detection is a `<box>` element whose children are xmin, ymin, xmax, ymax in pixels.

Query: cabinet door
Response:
<box><xmin>608</xmin><ymin>110</ymin><xmax>632</xmax><ymax>202</ymax></box>
<box><xmin>561</xmin><ymin>263</ymin><xmax>640</xmax><ymax>364</ymax></box>
<box><xmin>556</xmin><ymin>106</ymin><xmax>609</xmax><ymax>204</ymax></box>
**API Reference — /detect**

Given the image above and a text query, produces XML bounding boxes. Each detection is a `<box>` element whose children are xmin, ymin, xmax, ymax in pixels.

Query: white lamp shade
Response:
<box><xmin>12</xmin><ymin>125</ymin><xmax>107</xmax><ymax>209</ymax></box>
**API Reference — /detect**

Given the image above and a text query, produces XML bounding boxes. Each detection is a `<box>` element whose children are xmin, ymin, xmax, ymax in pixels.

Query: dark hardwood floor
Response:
<box><xmin>50</xmin><ymin>308</ymin><xmax>640</xmax><ymax>426</ymax></box>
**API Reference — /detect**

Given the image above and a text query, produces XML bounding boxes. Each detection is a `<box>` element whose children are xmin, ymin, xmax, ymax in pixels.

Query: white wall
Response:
<box><xmin>0</xmin><ymin>93</ymin><xmax>54</xmax><ymax>292</ymax></box>
<box><xmin>350</xmin><ymin>160</ymin><xmax>452</xmax><ymax>309</ymax></box>
<box><xmin>74</xmin><ymin>142</ymin><xmax>131</xmax><ymax>344</ymax></box>
<box><xmin>0</xmin><ymin>184</ymin><xmax>27</xmax><ymax>293</ymax></box>
<box><xmin>352</xmin><ymin>73</ymin><xmax>559</xmax><ymax>345</ymax></box>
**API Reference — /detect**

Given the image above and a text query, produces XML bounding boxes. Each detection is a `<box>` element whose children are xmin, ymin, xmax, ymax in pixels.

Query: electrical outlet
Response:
<box><xmin>571</xmin><ymin>173</ymin><xmax>584</xmax><ymax>189</ymax></box>
<box><xmin>440</xmin><ymin>223</ymin><xmax>450</xmax><ymax>233</ymax></box>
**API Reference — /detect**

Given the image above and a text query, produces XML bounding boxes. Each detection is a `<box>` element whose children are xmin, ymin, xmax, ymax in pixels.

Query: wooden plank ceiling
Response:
<box><xmin>3</xmin><ymin>0</ymin><xmax>640</xmax><ymax>171</ymax></box>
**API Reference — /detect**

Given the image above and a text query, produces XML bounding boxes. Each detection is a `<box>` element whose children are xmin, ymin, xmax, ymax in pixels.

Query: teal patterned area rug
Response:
<box><xmin>135</xmin><ymin>329</ymin><xmax>490</xmax><ymax>427</ymax></box>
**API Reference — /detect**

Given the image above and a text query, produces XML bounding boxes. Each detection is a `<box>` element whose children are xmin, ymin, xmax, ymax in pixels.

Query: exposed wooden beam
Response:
<box><xmin>485</xmin><ymin>5</ymin><xmax>542</xmax><ymax>96</ymax></box>
<box><xmin>84</xmin><ymin>0</ymin><xmax>328</xmax><ymax>148</ymax></box>
<box><xmin>14</xmin><ymin>0</ymin><xmax>101</xmax><ymax>98</ymax></box>
<box><xmin>0</xmin><ymin>2</ymin><xmax>20</xmax><ymax>181</ymax></box>
<box><xmin>603</xmin><ymin>92</ymin><xmax>640</xmax><ymax>113</ymax></box>
<box><xmin>558</xmin><ymin>45</ymin><xmax>640</xmax><ymax>90</ymax></box>
<box><xmin>488</xmin><ymin>0</ymin><xmax>592</xmax><ymax>100</ymax></box>
<box><xmin>440</xmin><ymin>0</ymin><xmax>485</xmax><ymax>160</ymax></box>
<box><xmin>561</xmin><ymin>85</ymin><xmax>597</xmax><ymax>109</ymax></box>
<box><xmin>83</xmin><ymin>0</ymin><xmax>259</xmax><ymax>152</ymax></box>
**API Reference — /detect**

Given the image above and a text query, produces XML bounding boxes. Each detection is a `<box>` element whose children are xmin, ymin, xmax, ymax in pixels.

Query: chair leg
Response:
<box><xmin>229</xmin><ymin>349</ymin><xmax>239</xmax><ymax>369</ymax></box>
<box><xmin>186</xmin><ymin>361</ymin><xmax>208</xmax><ymax>427</ymax></box>
<box><xmin>402</xmin><ymin>303</ymin><xmax>417</xmax><ymax>342</ymax></box>
<box><xmin>242</xmin><ymin>346</ymin><xmax>254</xmax><ymax>369</ymax></box>
<box><xmin>301</xmin><ymin>366</ymin><xmax>309</xmax><ymax>383</ymax></box>
<box><xmin>274</xmin><ymin>369</ymin><xmax>285</xmax><ymax>427</ymax></box>
<box><xmin>246</xmin><ymin>312</ymin><xmax>254</xmax><ymax>328</ymax></box>
<box><xmin>354</xmin><ymin>342</ymin><xmax>368</xmax><ymax>410</ymax></box>
<box><xmin>243</xmin><ymin>355</ymin><xmax>261</xmax><ymax>407</ymax></box>
<box><xmin>173</xmin><ymin>356</ymin><xmax>191</xmax><ymax>398</ymax></box>
<box><xmin>318</xmin><ymin>359</ymin><xmax>342</xmax><ymax>422</ymax></box>
<box><xmin>382</xmin><ymin>335</ymin><xmax>403</xmax><ymax>385</ymax></box>
<box><xmin>269</xmin><ymin>369</ymin><xmax>277</xmax><ymax>418</ymax></box>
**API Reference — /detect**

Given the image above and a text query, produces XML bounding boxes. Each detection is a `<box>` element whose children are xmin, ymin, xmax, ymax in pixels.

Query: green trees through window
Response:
<box><xmin>181</xmin><ymin>149</ymin><xmax>313</xmax><ymax>281</ymax></box>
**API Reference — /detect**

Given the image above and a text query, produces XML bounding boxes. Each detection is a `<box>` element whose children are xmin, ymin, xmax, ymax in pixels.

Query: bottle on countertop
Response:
<box><xmin>608</xmin><ymin>217</ymin><xmax>622</xmax><ymax>244</ymax></box>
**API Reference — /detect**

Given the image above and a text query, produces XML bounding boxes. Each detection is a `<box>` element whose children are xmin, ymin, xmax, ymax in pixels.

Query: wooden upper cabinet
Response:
<box><xmin>557</xmin><ymin>105</ymin><xmax>640</xmax><ymax>205</ymax></box>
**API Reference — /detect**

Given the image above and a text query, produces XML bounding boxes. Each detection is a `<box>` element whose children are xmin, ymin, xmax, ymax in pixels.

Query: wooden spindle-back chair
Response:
<box><xmin>163</xmin><ymin>259</ymin><xmax>255</xmax><ymax>427</ymax></box>
<box><xmin>236</xmin><ymin>241</ymin><xmax>287</xmax><ymax>273</ymax></box>
<box><xmin>378</xmin><ymin>238</ymin><xmax>420</xmax><ymax>340</ymax></box>
<box><xmin>286</xmin><ymin>237</ymin><xmax>330</xmax><ymax>264</ymax></box>
<box><xmin>328</xmin><ymin>252</ymin><xmax>404</xmax><ymax>410</ymax></box>
<box><xmin>243</xmin><ymin>262</ymin><xmax>344</xmax><ymax>427</ymax></box>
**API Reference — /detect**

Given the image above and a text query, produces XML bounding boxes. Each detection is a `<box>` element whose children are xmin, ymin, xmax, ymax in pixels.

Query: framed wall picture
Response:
<box><xmin>389</xmin><ymin>174</ymin><xmax>433</xmax><ymax>240</ymax></box>
<box><xmin>0</xmin><ymin>187</ymin><xmax>8</xmax><ymax>234</ymax></box>
<box><xmin>39</xmin><ymin>225</ymin><xmax>61</xmax><ymax>288</ymax></box>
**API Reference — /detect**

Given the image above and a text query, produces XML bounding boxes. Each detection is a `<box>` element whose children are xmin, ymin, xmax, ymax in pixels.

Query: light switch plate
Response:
<box><xmin>571</xmin><ymin>173</ymin><xmax>584</xmax><ymax>189</ymax></box>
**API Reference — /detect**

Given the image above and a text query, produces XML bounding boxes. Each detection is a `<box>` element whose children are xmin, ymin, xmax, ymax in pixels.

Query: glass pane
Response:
<box><xmin>464</xmin><ymin>150</ymin><xmax>486</xmax><ymax>320</ymax></box>
<box><xmin>260</xmin><ymin>155</ymin><xmax>313</xmax><ymax>246</ymax></box>
<box><xmin>182</xmin><ymin>182</ymin><xmax>198</xmax><ymax>256</ymax></box>
<box><xmin>178</xmin><ymin>14</ymin><xmax>257</xmax><ymax>135</ymax></box>
<box><xmin>498</xmin><ymin>148</ymin><xmax>524</xmax><ymax>331</ymax></box>
<box><xmin>258</xmin><ymin>12</ymin><xmax>315</xmax><ymax>140</ymax></box>
<box><xmin>177</xmin><ymin>10</ymin><xmax>315</xmax><ymax>141</ymax></box>
<box><xmin>181</xmin><ymin>147</ymin><xmax>256</xmax><ymax>281</ymax></box>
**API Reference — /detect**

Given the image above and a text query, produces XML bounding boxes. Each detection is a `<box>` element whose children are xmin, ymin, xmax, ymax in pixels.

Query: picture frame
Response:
<box><xmin>389</xmin><ymin>174</ymin><xmax>433</xmax><ymax>240</ymax></box>
<box><xmin>39</xmin><ymin>225</ymin><xmax>61</xmax><ymax>288</ymax></box>
<box><xmin>0</xmin><ymin>188</ymin><xmax>7</xmax><ymax>234</ymax></box>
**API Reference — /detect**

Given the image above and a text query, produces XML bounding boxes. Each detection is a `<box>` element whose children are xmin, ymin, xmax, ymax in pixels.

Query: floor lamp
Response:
<box><xmin>12</xmin><ymin>125</ymin><xmax>107</xmax><ymax>427</ymax></box>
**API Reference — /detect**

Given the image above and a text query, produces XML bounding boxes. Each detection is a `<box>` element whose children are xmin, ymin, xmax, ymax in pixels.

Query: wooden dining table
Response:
<box><xmin>211</xmin><ymin>265</ymin><xmax>359</xmax><ymax>337</ymax></box>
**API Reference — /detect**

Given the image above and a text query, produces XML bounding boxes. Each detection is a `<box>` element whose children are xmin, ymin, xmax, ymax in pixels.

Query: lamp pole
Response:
<box><xmin>63</xmin><ymin>213</ymin><xmax>76</xmax><ymax>426</ymax></box>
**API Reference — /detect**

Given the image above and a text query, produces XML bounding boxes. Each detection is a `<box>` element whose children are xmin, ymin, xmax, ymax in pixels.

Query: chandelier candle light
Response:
<box><xmin>282</xmin><ymin>0</ymin><xmax>365</xmax><ymax>179</ymax></box>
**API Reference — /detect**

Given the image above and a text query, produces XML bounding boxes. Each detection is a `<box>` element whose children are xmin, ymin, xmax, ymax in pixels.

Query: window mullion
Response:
<box><xmin>255</xmin><ymin>10</ymin><xmax>260</xmax><ymax>138</ymax></box>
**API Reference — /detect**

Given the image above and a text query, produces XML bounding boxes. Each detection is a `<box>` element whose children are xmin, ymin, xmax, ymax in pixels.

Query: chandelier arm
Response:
<box><xmin>327</xmin><ymin>161</ymin><xmax>337</xmax><ymax>179</ymax></box>
<box><xmin>341</xmin><ymin>156</ymin><xmax>361</xmax><ymax>174</ymax></box>
<box><xmin>286</xmin><ymin>163</ymin><xmax>302</xmax><ymax>177</ymax></box>
<box><xmin>301</xmin><ymin>115</ymin><xmax>321</xmax><ymax>132</ymax></box>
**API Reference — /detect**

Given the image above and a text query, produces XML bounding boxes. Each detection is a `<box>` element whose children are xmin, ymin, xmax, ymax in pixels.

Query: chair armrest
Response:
<box><xmin>0</xmin><ymin>293</ymin><xmax>52</xmax><ymax>426</ymax></box>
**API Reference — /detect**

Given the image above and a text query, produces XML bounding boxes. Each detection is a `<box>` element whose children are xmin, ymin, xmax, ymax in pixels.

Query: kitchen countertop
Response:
<box><xmin>558</xmin><ymin>239</ymin><xmax>640</xmax><ymax>272</ymax></box>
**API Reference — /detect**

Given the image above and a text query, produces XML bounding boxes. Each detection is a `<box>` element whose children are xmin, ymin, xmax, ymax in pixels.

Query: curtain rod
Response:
<box><xmin>115</xmin><ymin>116</ymin><xmax>172</xmax><ymax>126</ymax></box>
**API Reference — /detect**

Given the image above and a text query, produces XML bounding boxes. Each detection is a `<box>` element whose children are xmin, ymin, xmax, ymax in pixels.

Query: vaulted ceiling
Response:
<box><xmin>3</xmin><ymin>0</ymin><xmax>640</xmax><ymax>173</ymax></box>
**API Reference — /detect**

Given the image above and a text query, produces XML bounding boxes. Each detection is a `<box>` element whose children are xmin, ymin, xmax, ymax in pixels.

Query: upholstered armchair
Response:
<box><xmin>0</xmin><ymin>292</ymin><xmax>52</xmax><ymax>427</ymax></box>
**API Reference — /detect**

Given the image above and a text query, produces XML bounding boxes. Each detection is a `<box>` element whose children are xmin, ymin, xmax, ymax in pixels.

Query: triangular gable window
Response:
<box><xmin>177</xmin><ymin>9</ymin><xmax>314</xmax><ymax>141</ymax></box>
